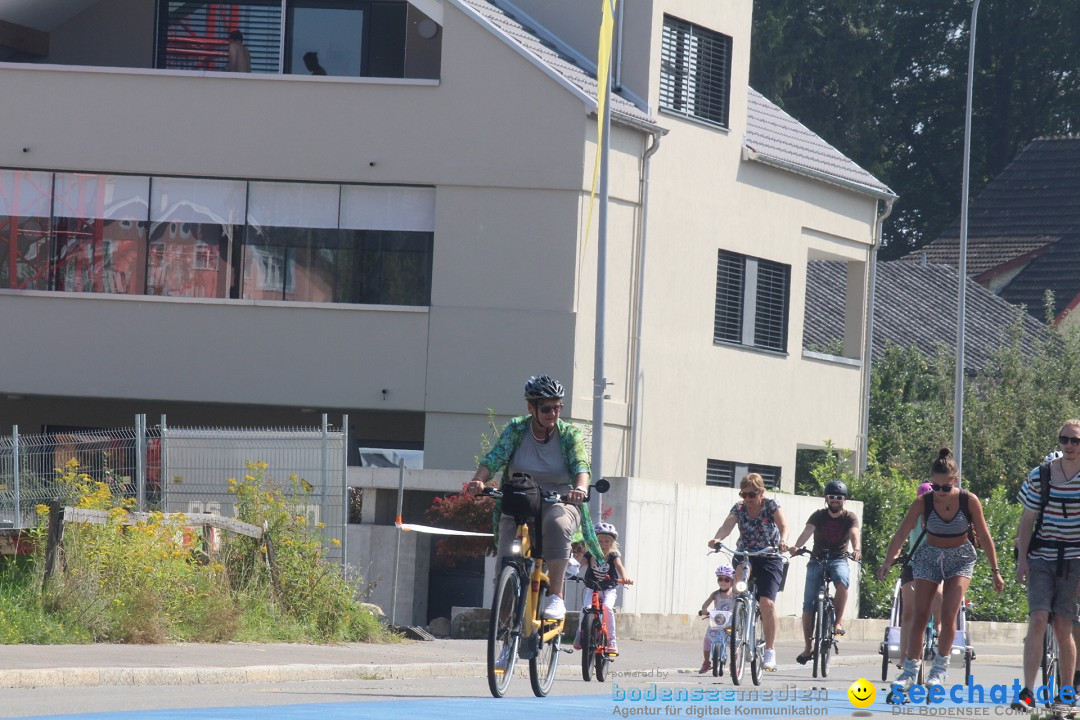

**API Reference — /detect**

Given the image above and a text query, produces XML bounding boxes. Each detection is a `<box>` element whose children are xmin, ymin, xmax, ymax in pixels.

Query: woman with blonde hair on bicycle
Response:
<box><xmin>878</xmin><ymin>447</ymin><xmax>1004</xmax><ymax>690</ymax></box>
<box><xmin>707</xmin><ymin>472</ymin><xmax>788</xmax><ymax>671</ymax></box>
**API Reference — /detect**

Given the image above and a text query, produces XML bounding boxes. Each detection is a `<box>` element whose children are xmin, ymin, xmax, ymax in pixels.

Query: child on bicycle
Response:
<box><xmin>698</xmin><ymin>565</ymin><xmax>736</xmax><ymax>674</ymax></box>
<box><xmin>573</xmin><ymin>523</ymin><xmax>632</xmax><ymax>654</ymax></box>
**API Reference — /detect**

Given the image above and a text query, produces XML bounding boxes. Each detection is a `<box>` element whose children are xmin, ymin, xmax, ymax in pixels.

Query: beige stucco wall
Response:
<box><xmin>0</xmin><ymin>0</ymin><xmax>879</xmax><ymax>489</ymax></box>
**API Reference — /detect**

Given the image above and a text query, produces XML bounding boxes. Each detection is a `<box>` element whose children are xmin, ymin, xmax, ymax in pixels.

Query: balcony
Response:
<box><xmin>0</xmin><ymin>0</ymin><xmax>441</xmax><ymax>80</ymax></box>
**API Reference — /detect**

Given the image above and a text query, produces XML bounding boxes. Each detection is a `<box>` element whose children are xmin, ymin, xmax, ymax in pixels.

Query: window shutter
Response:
<box><xmin>748</xmin><ymin>464</ymin><xmax>781</xmax><ymax>490</ymax></box>
<box><xmin>706</xmin><ymin>459</ymin><xmax>736</xmax><ymax>488</ymax></box>
<box><xmin>659</xmin><ymin>15</ymin><xmax>732</xmax><ymax>128</ymax></box>
<box><xmin>714</xmin><ymin>250</ymin><xmax>744</xmax><ymax>343</ymax></box>
<box><xmin>158</xmin><ymin>1</ymin><xmax>282</xmax><ymax>73</ymax></box>
<box><xmin>753</xmin><ymin>260</ymin><xmax>789</xmax><ymax>352</ymax></box>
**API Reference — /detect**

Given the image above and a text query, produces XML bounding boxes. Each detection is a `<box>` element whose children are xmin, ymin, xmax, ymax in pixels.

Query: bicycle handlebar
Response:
<box><xmin>709</xmin><ymin>541</ymin><xmax>783</xmax><ymax>558</ymax></box>
<box><xmin>478</xmin><ymin>476</ymin><xmax>610</xmax><ymax>504</ymax></box>
<box><xmin>791</xmin><ymin>547</ymin><xmax>861</xmax><ymax>563</ymax></box>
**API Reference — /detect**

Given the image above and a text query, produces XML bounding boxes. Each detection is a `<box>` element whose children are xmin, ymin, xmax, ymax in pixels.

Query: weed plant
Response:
<box><xmin>0</xmin><ymin>459</ymin><xmax>387</xmax><ymax>644</ymax></box>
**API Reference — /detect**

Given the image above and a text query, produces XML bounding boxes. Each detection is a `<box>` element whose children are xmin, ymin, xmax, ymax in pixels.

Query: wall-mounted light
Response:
<box><xmin>417</xmin><ymin>18</ymin><xmax>439</xmax><ymax>39</ymax></box>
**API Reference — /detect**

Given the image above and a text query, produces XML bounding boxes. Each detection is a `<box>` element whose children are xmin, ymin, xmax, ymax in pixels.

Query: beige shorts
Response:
<box><xmin>497</xmin><ymin>503</ymin><xmax>581</xmax><ymax>561</ymax></box>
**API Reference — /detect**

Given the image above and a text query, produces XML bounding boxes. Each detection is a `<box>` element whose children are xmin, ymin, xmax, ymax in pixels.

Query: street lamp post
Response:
<box><xmin>953</xmin><ymin>0</ymin><xmax>981</xmax><ymax>475</ymax></box>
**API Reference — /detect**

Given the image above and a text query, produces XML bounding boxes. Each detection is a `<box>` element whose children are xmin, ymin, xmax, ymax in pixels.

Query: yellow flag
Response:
<box><xmin>584</xmin><ymin>0</ymin><xmax>617</xmax><ymax>252</ymax></box>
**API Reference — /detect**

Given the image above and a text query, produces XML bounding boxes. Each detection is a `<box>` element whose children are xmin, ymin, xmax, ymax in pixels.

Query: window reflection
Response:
<box><xmin>0</xmin><ymin>170</ymin><xmax>52</xmax><ymax>291</ymax></box>
<box><xmin>52</xmin><ymin>174</ymin><xmax>149</xmax><ymax>295</ymax></box>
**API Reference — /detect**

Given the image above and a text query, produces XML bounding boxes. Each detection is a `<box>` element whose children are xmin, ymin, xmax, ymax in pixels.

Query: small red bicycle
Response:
<box><xmin>571</xmin><ymin>576</ymin><xmax>630</xmax><ymax>682</ymax></box>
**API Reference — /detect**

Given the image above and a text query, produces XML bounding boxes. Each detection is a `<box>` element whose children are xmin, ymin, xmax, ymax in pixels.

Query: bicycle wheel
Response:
<box><xmin>595</xmin><ymin>621</ymin><xmax>610</xmax><ymax>683</ymax></box>
<box><xmin>580</xmin><ymin>612</ymin><xmax>595</xmax><ymax>682</ymax></box>
<box><xmin>750</xmin><ymin>606</ymin><xmax>765</xmax><ymax>685</ymax></box>
<box><xmin>487</xmin><ymin>565</ymin><xmax>521</xmax><ymax>698</ymax></box>
<box><xmin>1041</xmin><ymin>628</ymin><xmax>1059</xmax><ymax>695</ymax></box>
<box><xmin>730</xmin><ymin>600</ymin><xmax>748</xmax><ymax>685</ymax></box>
<box><xmin>917</xmin><ymin>625</ymin><xmax>934</xmax><ymax>685</ymax></box>
<box><xmin>812</xmin><ymin>599</ymin><xmax>824</xmax><ymax>679</ymax></box>
<box><xmin>964</xmin><ymin>650</ymin><xmax>972</xmax><ymax>687</ymax></box>
<box><xmin>820</xmin><ymin>602</ymin><xmax>835</xmax><ymax>678</ymax></box>
<box><xmin>881</xmin><ymin>629</ymin><xmax>891</xmax><ymax>682</ymax></box>
<box><xmin>711</xmin><ymin>641</ymin><xmax>721</xmax><ymax>677</ymax></box>
<box><xmin>528</xmin><ymin>581</ymin><xmax>560</xmax><ymax>697</ymax></box>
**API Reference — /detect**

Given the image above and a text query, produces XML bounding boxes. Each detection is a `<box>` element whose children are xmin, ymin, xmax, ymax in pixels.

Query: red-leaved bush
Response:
<box><xmin>425</xmin><ymin>493</ymin><xmax>495</xmax><ymax>565</ymax></box>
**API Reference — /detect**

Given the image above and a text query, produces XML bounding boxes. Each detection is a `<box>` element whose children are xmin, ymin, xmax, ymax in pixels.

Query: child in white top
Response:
<box><xmin>698</xmin><ymin>565</ymin><xmax>736</xmax><ymax>674</ymax></box>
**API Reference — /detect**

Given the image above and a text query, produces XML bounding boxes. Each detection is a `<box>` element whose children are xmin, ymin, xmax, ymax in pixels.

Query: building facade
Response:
<box><xmin>0</xmin><ymin>0</ymin><xmax>892</xmax><ymax>497</ymax></box>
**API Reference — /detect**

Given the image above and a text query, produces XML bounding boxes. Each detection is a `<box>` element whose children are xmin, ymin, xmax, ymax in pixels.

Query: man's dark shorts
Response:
<box><xmin>1027</xmin><ymin>557</ymin><xmax>1080</xmax><ymax>620</ymax></box>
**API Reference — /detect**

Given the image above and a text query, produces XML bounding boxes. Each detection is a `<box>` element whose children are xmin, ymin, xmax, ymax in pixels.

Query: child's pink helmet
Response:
<box><xmin>917</xmin><ymin>482</ymin><xmax>933</xmax><ymax>497</ymax></box>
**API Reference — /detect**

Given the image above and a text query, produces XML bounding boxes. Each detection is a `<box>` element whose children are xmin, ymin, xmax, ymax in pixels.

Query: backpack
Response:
<box><xmin>1018</xmin><ymin>461</ymin><xmax>1076</xmax><ymax>575</ymax></box>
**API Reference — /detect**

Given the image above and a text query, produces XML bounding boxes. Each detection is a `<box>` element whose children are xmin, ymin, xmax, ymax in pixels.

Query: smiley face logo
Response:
<box><xmin>848</xmin><ymin>678</ymin><xmax>876</xmax><ymax>708</ymax></box>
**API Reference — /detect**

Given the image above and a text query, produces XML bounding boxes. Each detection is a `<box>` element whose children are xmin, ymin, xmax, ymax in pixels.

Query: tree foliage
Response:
<box><xmin>751</xmin><ymin>0</ymin><xmax>1080</xmax><ymax>257</ymax></box>
<box><xmin>816</xmin><ymin>310</ymin><xmax>1080</xmax><ymax>621</ymax></box>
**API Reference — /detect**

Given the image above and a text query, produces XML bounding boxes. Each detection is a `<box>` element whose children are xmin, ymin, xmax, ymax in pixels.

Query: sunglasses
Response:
<box><xmin>826</xmin><ymin>494</ymin><xmax>846</xmax><ymax>501</ymax></box>
<box><xmin>538</xmin><ymin>404</ymin><xmax>563</xmax><ymax>415</ymax></box>
<box><xmin>717</xmin><ymin>577</ymin><xmax>733</xmax><ymax>582</ymax></box>
<box><xmin>931</xmin><ymin>483</ymin><xmax>954</xmax><ymax>492</ymax></box>
<box><xmin>1060</xmin><ymin>435</ymin><xmax>1080</xmax><ymax>446</ymax></box>
<box><xmin>739</xmin><ymin>491</ymin><xmax>760</xmax><ymax>499</ymax></box>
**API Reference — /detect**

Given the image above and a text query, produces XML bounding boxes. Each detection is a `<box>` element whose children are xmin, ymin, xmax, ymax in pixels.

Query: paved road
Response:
<box><xmin>0</xmin><ymin>637</ymin><xmax>1039</xmax><ymax>720</ymax></box>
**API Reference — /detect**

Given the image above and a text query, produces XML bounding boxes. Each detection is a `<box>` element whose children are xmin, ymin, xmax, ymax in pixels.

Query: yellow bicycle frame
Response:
<box><xmin>515</xmin><ymin>522</ymin><xmax>565</xmax><ymax>643</ymax></box>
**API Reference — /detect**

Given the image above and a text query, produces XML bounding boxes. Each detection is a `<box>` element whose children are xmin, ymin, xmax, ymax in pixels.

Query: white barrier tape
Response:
<box><xmin>396</xmin><ymin>522</ymin><xmax>493</xmax><ymax>537</ymax></box>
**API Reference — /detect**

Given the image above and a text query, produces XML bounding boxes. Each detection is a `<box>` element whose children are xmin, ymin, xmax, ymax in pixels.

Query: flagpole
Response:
<box><xmin>591</xmin><ymin>0</ymin><xmax>615</xmax><ymax>512</ymax></box>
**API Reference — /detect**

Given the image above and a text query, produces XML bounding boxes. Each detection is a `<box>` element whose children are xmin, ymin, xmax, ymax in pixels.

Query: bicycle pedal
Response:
<box><xmin>559</xmin><ymin>647</ymin><xmax>575</xmax><ymax>654</ymax></box>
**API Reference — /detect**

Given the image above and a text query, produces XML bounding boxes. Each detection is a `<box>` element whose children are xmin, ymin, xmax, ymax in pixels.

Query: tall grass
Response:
<box><xmin>0</xmin><ymin>459</ymin><xmax>389</xmax><ymax>644</ymax></box>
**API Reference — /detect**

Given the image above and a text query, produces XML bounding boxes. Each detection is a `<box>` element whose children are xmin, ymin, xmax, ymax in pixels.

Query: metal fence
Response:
<box><xmin>0</xmin><ymin>414</ymin><xmax>347</xmax><ymax>564</ymax></box>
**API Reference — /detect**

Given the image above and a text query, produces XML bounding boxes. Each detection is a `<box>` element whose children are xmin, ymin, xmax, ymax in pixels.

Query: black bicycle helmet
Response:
<box><xmin>824</xmin><ymin>480</ymin><xmax>849</xmax><ymax>497</ymax></box>
<box><xmin>524</xmin><ymin>374</ymin><xmax>565</xmax><ymax>400</ymax></box>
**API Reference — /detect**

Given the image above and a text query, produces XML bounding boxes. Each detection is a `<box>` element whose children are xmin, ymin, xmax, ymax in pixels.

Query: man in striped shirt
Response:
<box><xmin>1014</xmin><ymin>420</ymin><xmax>1080</xmax><ymax>711</ymax></box>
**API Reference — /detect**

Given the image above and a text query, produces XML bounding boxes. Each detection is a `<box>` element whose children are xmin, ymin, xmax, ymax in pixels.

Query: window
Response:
<box><xmin>659</xmin><ymin>15</ymin><xmax>732</xmax><ymax>128</ymax></box>
<box><xmin>157</xmin><ymin>0</ymin><xmax>440</xmax><ymax>79</ymax></box>
<box><xmin>706</xmin><ymin>460</ymin><xmax>781</xmax><ymax>489</ymax></box>
<box><xmin>0</xmin><ymin>168</ymin><xmax>434</xmax><ymax>306</ymax></box>
<box><xmin>714</xmin><ymin>250</ymin><xmax>790</xmax><ymax>353</ymax></box>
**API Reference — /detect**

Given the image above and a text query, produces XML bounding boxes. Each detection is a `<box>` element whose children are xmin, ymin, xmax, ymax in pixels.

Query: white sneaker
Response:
<box><xmin>925</xmin><ymin>651</ymin><xmax>950</xmax><ymax>687</ymax></box>
<box><xmin>763</xmin><ymin>648</ymin><xmax>777</xmax><ymax>671</ymax></box>
<box><xmin>892</xmin><ymin>659</ymin><xmax>919</xmax><ymax>692</ymax></box>
<box><xmin>543</xmin><ymin>594</ymin><xmax>566</xmax><ymax>620</ymax></box>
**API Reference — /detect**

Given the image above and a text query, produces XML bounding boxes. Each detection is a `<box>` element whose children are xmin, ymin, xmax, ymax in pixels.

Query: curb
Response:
<box><xmin>0</xmin><ymin>653</ymin><xmax>1022</xmax><ymax>689</ymax></box>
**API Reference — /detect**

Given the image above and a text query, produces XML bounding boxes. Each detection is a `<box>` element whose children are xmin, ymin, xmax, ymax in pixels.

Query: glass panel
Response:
<box><xmin>339</xmin><ymin>185</ymin><xmax>435</xmax><ymax>231</ymax></box>
<box><xmin>0</xmin><ymin>170</ymin><xmax>53</xmax><ymax>290</ymax></box>
<box><xmin>52</xmin><ymin>174</ymin><xmax>149</xmax><ymax>295</ymax></box>
<box><xmin>360</xmin><ymin>230</ymin><xmax>433</xmax><ymax>305</ymax></box>
<box><xmin>248</xmin><ymin>182</ymin><xmax>339</xmax><ymax>229</ymax></box>
<box><xmin>159</xmin><ymin>1</ymin><xmax>283</xmax><ymax>73</ymax></box>
<box><xmin>289</xmin><ymin>5</ymin><xmax>365</xmax><ymax>77</ymax></box>
<box><xmin>148</xmin><ymin>178</ymin><xmax>244</xmax><ymax>298</ymax></box>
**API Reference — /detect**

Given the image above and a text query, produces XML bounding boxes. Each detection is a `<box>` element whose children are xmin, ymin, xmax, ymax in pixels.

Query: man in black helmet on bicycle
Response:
<box><xmin>789</xmin><ymin>480</ymin><xmax>861</xmax><ymax>665</ymax></box>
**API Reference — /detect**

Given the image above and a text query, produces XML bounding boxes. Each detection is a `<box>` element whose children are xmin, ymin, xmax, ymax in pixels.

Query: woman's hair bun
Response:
<box><xmin>937</xmin><ymin>447</ymin><xmax>953</xmax><ymax>460</ymax></box>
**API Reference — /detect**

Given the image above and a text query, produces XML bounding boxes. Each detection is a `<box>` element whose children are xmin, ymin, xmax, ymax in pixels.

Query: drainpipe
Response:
<box><xmin>628</xmin><ymin>130</ymin><xmax>663</xmax><ymax>478</ymax></box>
<box><xmin>614</xmin><ymin>0</ymin><xmax>625</xmax><ymax>91</ymax></box>
<box><xmin>858</xmin><ymin>198</ymin><xmax>894</xmax><ymax>474</ymax></box>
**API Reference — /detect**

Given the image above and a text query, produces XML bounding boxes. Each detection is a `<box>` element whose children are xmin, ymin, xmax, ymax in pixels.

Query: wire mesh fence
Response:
<box><xmin>0</xmin><ymin>415</ymin><xmax>346</xmax><ymax>563</ymax></box>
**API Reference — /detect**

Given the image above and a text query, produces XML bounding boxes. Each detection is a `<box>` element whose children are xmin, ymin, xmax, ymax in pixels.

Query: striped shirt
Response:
<box><xmin>1017</xmin><ymin>460</ymin><xmax>1080</xmax><ymax>560</ymax></box>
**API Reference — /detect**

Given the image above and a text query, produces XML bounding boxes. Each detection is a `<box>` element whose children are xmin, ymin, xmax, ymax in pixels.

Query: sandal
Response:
<box><xmin>834</xmin><ymin>625</ymin><xmax>846</xmax><ymax>637</ymax></box>
<box><xmin>796</xmin><ymin>651</ymin><xmax>812</xmax><ymax>665</ymax></box>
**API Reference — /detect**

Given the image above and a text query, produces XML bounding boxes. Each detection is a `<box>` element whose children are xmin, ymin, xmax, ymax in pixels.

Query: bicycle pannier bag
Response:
<box><xmin>501</xmin><ymin>472</ymin><xmax>541</xmax><ymax>518</ymax></box>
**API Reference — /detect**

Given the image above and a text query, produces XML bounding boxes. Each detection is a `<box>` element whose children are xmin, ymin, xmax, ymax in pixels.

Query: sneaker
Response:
<box><xmin>925</xmin><ymin>651</ymin><xmax>950</xmax><ymax>687</ymax></box>
<box><xmin>892</xmin><ymin>659</ymin><xmax>919</xmax><ymax>692</ymax></box>
<box><xmin>763</xmin><ymin>648</ymin><xmax>777</xmax><ymax>671</ymax></box>
<box><xmin>607</xmin><ymin>644</ymin><xmax>619</xmax><ymax>656</ymax></box>
<box><xmin>1010</xmin><ymin>687</ymin><xmax>1035</xmax><ymax>712</ymax></box>
<box><xmin>699</xmin><ymin>660</ymin><xmax>711</xmax><ymax>673</ymax></box>
<box><xmin>573</xmin><ymin>639</ymin><xmax>582</xmax><ymax>651</ymax></box>
<box><xmin>542</xmin><ymin>594</ymin><xmax>566</xmax><ymax>620</ymax></box>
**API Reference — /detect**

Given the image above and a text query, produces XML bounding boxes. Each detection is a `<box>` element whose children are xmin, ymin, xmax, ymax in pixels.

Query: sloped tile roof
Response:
<box><xmin>903</xmin><ymin>136</ymin><xmax>1080</xmax><ymax>270</ymax></box>
<box><xmin>454</xmin><ymin>1</ymin><xmax>893</xmax><ymax>199</ymax></box>
<box><xmin>744</xmin><ymin>89</ymin><xmax>895</xmax><ymax>199</ymax></box>
<box><xmin>454</xmin><ymin>0</ymin><xmax>656</xmax><ymax>129</ymax></box>
<box><xmin>804</xmin><ymin>261</ymin><xmax>1049</xmax><ymax>372</ymax></box>
<box><xmin>999</xmin><ymin>234</ymin><xmax>1080</xmax><ymax>322</ymax></box>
